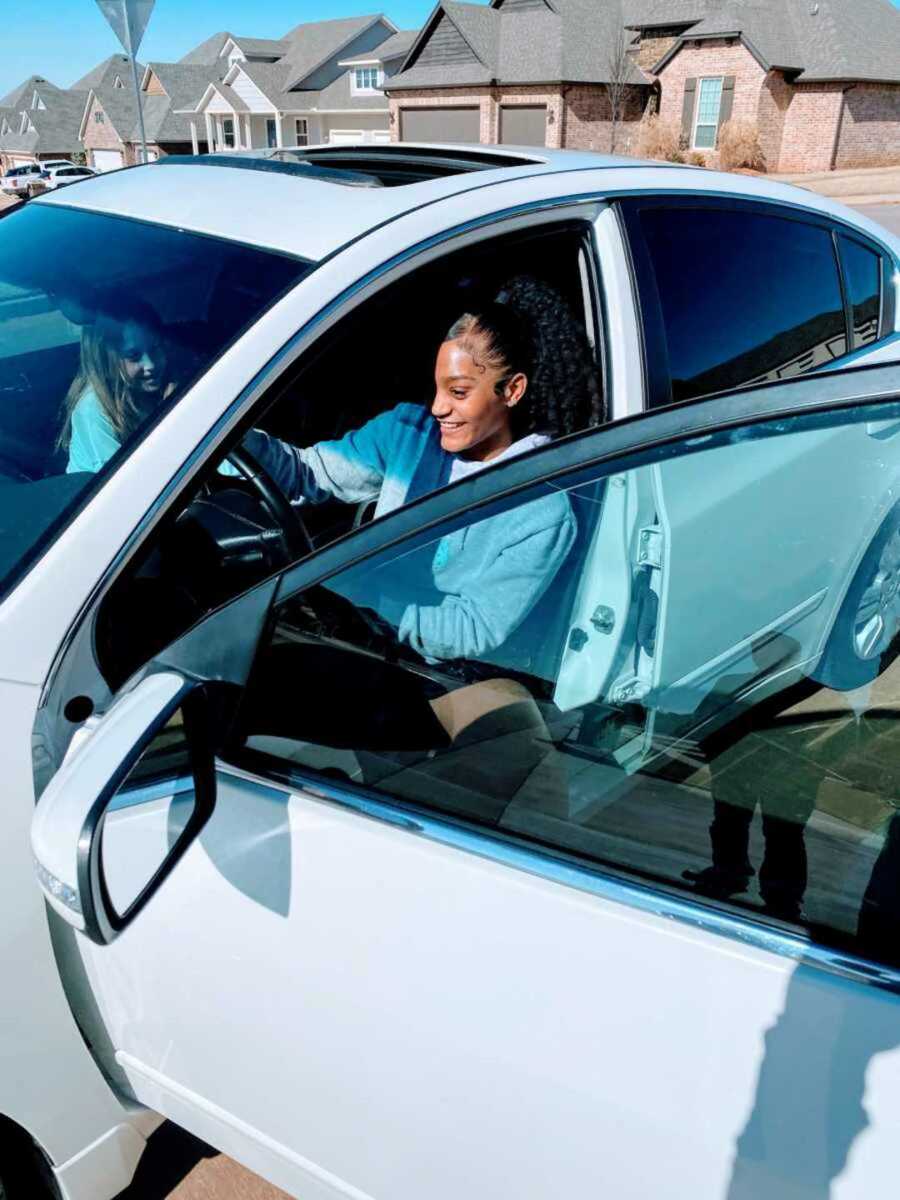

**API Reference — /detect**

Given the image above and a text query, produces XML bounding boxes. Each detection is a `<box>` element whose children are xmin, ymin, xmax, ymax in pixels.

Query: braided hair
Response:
<box><xmin>444</xmin><ymin>275</ymin><xmax>604</xmax><ymax>440</ymax></box>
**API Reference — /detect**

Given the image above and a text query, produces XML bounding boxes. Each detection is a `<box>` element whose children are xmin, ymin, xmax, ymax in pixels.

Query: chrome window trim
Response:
<box><xmin>220</xmin><ymin>757</ymin><xmax>900</xmax><ymax>996</ymax></box>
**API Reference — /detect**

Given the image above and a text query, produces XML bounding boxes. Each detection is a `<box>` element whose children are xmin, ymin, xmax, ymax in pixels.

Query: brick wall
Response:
<box><xmin>656</xmin><ymin>38</ymin><xmax>767</xmax><ymax>146</ymax></box>
<box><xmin>563</xmin><ymin>84</ymin><xmax>647</xmax><ymax>153</ymax></box>
<box><xmin>834</xmin><ymin>83</ymin><xmax>900</xmax><ymax>169</ymax></box>
<box><xmin>757</xmin><ymin>70</ymin><xmax>793</xmax><ymax>172</ymax></box>
<box><xmin>82</xmin><ymin>94</ymin><xmax>135</xmax><ymax>166</ymax></box>
<box><xmin>776</xmin><ymin>83</ymin><xmax>844</xmax><ymax>172</ymax></box>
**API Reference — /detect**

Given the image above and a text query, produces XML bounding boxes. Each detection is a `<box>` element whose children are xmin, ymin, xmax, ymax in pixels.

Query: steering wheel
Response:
<box><xmin>225</xmin><ymin>443</ymin><xmax>314</xmax><ymax>563</ymax></box>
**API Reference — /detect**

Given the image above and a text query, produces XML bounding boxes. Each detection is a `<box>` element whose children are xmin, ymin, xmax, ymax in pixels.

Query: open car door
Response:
<box><xmin>34</xmin><ymin>363</ymin><xmax>900</xmax><ymax>1200</ymax></box>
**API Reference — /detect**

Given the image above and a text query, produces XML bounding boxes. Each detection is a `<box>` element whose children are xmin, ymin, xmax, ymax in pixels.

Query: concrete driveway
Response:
<box><xmin>855</xmin><ymin>203</ymin><xmax>900</xmax><ymax>238</ymax></box>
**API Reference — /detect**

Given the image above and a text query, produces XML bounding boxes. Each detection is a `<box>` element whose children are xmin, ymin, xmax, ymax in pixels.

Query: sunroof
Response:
<box><xmin>156</xmin><ymin>146</ymin><xmax>543</xmax><ymax>189</ymax></box>
<box><xmin>291</xmin><ymin>145</ymin><xmax>543</xmax><ymax>186</ymax></box>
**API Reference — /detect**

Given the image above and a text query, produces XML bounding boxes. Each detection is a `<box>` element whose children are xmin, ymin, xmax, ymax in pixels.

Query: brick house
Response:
<box><xmin>0</xmin><ymin>76</ymin><xmax>86</xmax><ymax>172</ymax></box>
<box><xmin>386</xmin><ymin>0</ymin><xmax>900</xmax><ymax>172</ymax></box>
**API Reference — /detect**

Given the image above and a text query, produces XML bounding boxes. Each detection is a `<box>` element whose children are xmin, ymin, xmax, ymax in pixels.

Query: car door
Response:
<box><xmin>34</xmin><ymin>364</ymin><xmax>900</xmax><ymax>1200</ymax></box>
<box><xmin>619</xmin><ymin>197</ymin><xmax>900</xmax><ymax>736</ymax></box>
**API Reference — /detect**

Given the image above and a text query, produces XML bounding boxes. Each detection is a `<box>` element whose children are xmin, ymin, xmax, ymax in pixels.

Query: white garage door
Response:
<box><xmin>93</xmin><ymin>150</ymin><xmax>124</xmax><ymax>172</ymax></box>
<box><xmin>328</xmin><ymin>131</ymin><xmax>364</xmax><ymax>146</ymax></box>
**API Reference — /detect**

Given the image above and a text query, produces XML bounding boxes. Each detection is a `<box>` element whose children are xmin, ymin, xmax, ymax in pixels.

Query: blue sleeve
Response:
<box><xmin>66</xmin><ymin>390</ymin><xmax>120</xmax><ymax>474</ymax></box>
<box><xmin>242</xmin><ymin>407</ymin><xmax>404</xmax><ymax>505</ymax></box>
<box><xmin>398</xmin><ymin>499</ymin><xmax>577</xmax><ymax>662</ymax></box>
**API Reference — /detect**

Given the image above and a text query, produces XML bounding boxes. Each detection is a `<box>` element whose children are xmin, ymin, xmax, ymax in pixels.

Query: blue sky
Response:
<box><xmin>2</xmin><ymin>0</ymin><xmax>900</xmax><ymax>95</ymax></box>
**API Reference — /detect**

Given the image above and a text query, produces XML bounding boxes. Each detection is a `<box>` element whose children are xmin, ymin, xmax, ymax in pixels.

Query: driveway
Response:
<box><xmin>773</xmin><ymin>164</ymin><xmax>900</xmax><ymax>206</ymax></box>
<box><xmin>854</xmin><ymin>203</ymin><xmax>900</xmax><ymax>238</ymax></box>
<box><xmin>115</xmin><ymin>1124</ymin><xmax>289</xmax><ymax>1200</ymax></box>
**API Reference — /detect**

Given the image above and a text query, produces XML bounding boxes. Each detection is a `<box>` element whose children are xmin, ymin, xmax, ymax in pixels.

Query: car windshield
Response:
<box><xmin>0</xmin><ymin>202</ymin><xmax>312</xmax><ymax>600</ymax></box>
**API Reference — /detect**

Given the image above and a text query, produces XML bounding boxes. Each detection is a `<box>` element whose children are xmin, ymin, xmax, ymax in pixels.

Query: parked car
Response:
<box><xmin>1</xmin><ymin>146</ymin><xmax>899</xmax><ymax>1200</ymax></box>
<box><xmin>0</xmin><ymin>161</ymin><xmax>45</xmax><ymax>195</ymax></box>
<box><xmin>41</xmin><ymin>164</ymin><xmax>97</xmax><ymax>190</ymax></box>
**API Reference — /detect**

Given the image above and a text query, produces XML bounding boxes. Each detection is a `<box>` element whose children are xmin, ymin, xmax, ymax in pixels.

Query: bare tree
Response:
<box><xmin>604</xmin><ymin>25</ymin><xmax>632</xmax><ymax>155</ymax></box>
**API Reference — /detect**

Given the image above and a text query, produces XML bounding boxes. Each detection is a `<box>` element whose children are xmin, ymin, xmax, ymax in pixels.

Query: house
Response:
<box><xmin>77</xmin><ymin>55</ymin><xmax>151</xmax><ymax>171</ymax></box>
<box><xmin>386</xmin><ymin>0</ymin><xmax>900</xmax><ymax>172</ymax></box>
<box><xmin>0</xmin><ymin>77</ymin><xmax>87</xmax><ymax>171</ymax></box>
<box><xmin>183</xmin><ymin>16</ymin><xmax>415</xmax><ymax>151</ymax></box>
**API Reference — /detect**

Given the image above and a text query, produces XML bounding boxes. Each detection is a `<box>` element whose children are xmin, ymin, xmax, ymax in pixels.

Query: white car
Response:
<box><xmin>2</xmin><ymin>145</ymin><xmax>900</xmax><ymax>1200</ymax></box>
<box><xmin>0</xmin><ymin>161</ymin><xmax>45</xmax><ymax>195</ymax></box>
<box><xmin>40</xmin><ymin>165</ymin><xmax>97</xmax><ymax>191</ymax></box>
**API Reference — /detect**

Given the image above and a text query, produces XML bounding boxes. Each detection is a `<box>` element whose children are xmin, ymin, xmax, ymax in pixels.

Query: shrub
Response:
<box><xmin>718</xmin><ymin>119</ymin><xmax>766</xmax><ymax>172</ymax></box>
<box><xmin>638</xmin><ymin>115</ymin><xmax>684</xmax><ymax>163</ymax></box>
<box><xmin>686</xmin><ymin>151</ymin><xmax>708</xmax><ymax>167</ymax></box>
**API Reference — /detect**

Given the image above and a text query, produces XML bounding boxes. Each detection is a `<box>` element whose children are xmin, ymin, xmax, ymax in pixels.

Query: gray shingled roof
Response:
<box><xmin>646</xmin><ymin>0</ymin><xmax>900</xmax><ymax>82</ymax></box>
<box><xmin>316</xmin><ymin>71</ymin><xmax>390</xmax><ymax>110</ymax></box>
<box><xmin>71</xmin><ymin>54</ymin><xmax>137</xmax><ymax>92</ymax></box>
<box><xmin>392</xmin><ymin>0</ymin><xmax>648</xmax><ymax>89</ymax></box>
<box><xmin>131</xmin><ymin>62</ymin><xmax>228</xmax><ymax>145</ymax></box>
<box><xmin>15</xmin><ymin>90</ymin><xmax>86</xmax><ymax>155</ymax></box>
<box><xmin>0</xmin><ymin>75</ymin><xmax>63</xmax><ymax>108</ymax></box>
<box><xmin>396</xmin><ymin>0</ymin><xmax>900</xmax><ymax>89</ymax></box>
<box><xmin>340</xmin><ymin>29</ymin><xmax>418</xmax><ymax>64</ymax></box>
<box><xmin>178</xmin><ymin>31</ymin><xmax>233</xmax><ymax>65</ymax></box>
<box><xmin>232</xmin><ymin>37</ymin><xmax>290</xmax><ymax>58</ymax></box>
<box><xmin>88</xmin><ymin>85</ymin><xmax>140</xmax><ymax>139</ymax></box>
<box><xmin>278</xmin><ymin>15</ymin><xmax>387</xmax><ymax>89</ymax></box>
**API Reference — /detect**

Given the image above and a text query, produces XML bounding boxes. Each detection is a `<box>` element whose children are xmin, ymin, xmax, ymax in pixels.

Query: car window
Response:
<box><xmin>839</xmin><ymin>235</ymin><xmax>883</xmax><ymax>350</ymax></box>
<box><xmin>229</xmin><ymin>397</ymin><xmax>900</xmax><ymax>966</ymax></box>
<box><xmin>94</xmin><ymin>219</ymin><xmax>606</xmax><ymax>690</ymax></box>
<box><xmin>624</xmin><ymin>203</ymin><xmax>848</xmax><ymax>407</ymax></box>
<box><xmin>0</xmin><ymin>203</ymin><xmax>311</xmax><ymax>601</ymax></box>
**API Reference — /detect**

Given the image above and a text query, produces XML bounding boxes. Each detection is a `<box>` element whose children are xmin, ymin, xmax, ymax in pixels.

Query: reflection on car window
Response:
<box><xmin>840</xmin><ymin>236</ymin><xmax>883</xmax><ymax>351</ymax></box>
<box><xmin>634</xmin><ymin>206</ymin><xmax>848</xmax><ymax>404</ymax></box>
<box><xmin>0</xmin><ymin>203</ymin><xmax>311</xmax><ymax>599</ymax></box>
<box><xmin>234</xmin><ymin>399</ymin><xmax>900</xmax><ymax>965</ymax></box>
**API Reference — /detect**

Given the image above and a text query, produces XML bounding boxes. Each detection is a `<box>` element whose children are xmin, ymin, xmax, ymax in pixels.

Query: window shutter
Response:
<box><xmin>681</xmin><ymin>78</ymin><xmax>697</xmax><ymax>143</ymax></box>
<box><xmin>719</xmin><ymin>76</ymin><xmax>736</xmax><ymax>128</ymax></box>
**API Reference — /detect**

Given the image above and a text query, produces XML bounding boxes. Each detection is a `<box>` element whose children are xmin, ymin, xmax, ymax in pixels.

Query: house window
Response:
<box><xmin>94</xmin><ymin>111</ymin><xmax>105</xmax><ymax>124</ymax></box>
<box><xmin>222</xmin><ymin>117</ymin><xmax>235</xmax><ymax>149</ymax></box>
<box><xmin>296</xmin><ymin>118</ymin><xmax>309</xmax><ymax>146</ymax></box>
<box><xmin>693</xmin><ymin>76</ymin><xmax>724</xmax><ymax>149</ymax></box>
<box><xmin>266</xmin><ymin>118</ymin><xmax>278</xmax><ymax>148</ymax></box>
<box><xmin>352</xmin><ymin>67</ymin><xmax>382</xmax><ymax>94</ymax></box>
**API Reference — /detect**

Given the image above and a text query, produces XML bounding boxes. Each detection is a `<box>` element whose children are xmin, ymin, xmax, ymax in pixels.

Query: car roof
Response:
<box><xmin>34</xmin><ymin>143</ymin><xmax>899</xmax><ymax>264</ymax></box>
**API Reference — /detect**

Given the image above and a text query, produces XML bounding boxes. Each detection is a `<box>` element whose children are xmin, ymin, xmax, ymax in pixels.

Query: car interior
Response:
<box><xmin>94</xmin><ymin>219</ymin><xmax>606</xmax><ymax>689</ymax></box>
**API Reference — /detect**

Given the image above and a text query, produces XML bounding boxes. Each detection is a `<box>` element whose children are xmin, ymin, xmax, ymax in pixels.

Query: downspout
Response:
<box><xmin>830</xmin><ymin>84</ymin><xmax>855</xmax><ymax>172</ymax></box>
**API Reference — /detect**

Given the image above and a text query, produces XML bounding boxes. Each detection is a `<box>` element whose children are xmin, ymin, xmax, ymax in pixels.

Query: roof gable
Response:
<box><xmin>0</xmin><ymin>75</ymin><xmax>61</xmax><ymax>108</ymax></box>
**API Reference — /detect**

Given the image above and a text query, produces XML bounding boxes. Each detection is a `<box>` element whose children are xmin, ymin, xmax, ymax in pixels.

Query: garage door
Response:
<box><xmin>328</xmin><ymin>131</ymin><xmax>364</xmax><ymax>145</ymax></box>
<box><xmin>400</xmin><ymin>107</ymin><xmax>480</xmax><ymax>144</ymax></box>
<box><xmin>92</xmin><ymin>150</ymin><xmax>124</xmax><ymax>172</ymax></box>
<box><xmin>499</xmin><ymin>105</ymin><xmax>547</xmax><ymax>147</ymax></box>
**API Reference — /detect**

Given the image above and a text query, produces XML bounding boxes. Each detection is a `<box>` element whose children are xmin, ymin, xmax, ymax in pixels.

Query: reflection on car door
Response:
<box><xmin>39</xmin><ymin>367</ymin><xmax>900</xmax><ymax>1200</ymax></box>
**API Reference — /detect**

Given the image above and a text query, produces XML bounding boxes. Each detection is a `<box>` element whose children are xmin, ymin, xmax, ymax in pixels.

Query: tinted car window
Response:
<box><xmin>840</xmin><ymin>235</ymin><xmax>882</xmax><ymax>350</ymax></box>
<box><xmin>0</xmin><ymin>203</ymin><xmax>311</xmax><ymax>600</ymax></box>
<box><xmin>631</xmin><ymin>206</ymin><xmax>847</xmax><ymax>405</ymax></box>
<box><xmin>233</xmin><ymin>399</ymin><xmax>900</xmax><ymax>965</ymax></box>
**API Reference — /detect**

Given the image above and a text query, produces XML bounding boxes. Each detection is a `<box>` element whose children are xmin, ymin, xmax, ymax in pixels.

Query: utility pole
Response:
<box><xmin>95</xmin><ymin>1</ymin><xmax>156</xmax><ymax>163</ymax></box>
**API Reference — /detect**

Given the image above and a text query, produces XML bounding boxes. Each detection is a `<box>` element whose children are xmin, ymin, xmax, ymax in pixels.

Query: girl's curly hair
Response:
<box><xmin>444</xmin><ymin>274</ymin><xmax>604</xmax><ymax>439</ymax></box>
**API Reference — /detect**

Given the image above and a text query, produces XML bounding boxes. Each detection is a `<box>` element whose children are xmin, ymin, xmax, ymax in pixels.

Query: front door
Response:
<box><xmin>35</xmin><ymin>365</ymin><xmax>900</xmax><ymax>1200</ymax></box>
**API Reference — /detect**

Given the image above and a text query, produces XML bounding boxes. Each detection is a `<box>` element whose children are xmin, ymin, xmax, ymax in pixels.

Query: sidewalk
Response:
<box><xmin>771</xmin><ymin>164</ymin><xmax>900</xmax><ymax>207</ymax></box>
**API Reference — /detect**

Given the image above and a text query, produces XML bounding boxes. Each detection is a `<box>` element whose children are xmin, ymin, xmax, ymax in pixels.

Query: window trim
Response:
<box><xmin>295</xmin><ymin>117</ymin><xmax>309</xmax><ymax>146</ymax></box>
<box><xmin>692</xmin><ymin>75</ymin><xmax>724</xmax><ymax>150</ymax></box>
<box><xmin>618</xmin><ymin>194</ymin><xmax>891</xmax><ymax>411</ymax></box>
<box><xmin>351</xmin><ymin>66</ymin><xmax>383</xmax><ymax>95</ymax></box>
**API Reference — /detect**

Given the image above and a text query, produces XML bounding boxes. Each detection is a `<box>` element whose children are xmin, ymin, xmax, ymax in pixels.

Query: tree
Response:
<box><xmin>604</xmin><ymin>25</ymin><xmax>632</xmax><ymax>155</ymax></box>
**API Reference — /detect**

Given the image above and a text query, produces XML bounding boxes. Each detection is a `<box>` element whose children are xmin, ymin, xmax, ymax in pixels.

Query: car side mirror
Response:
<box><xmin>32</xmin><ymin>671</ymin><xmax>218</xmax><ymax>945</ymax></box>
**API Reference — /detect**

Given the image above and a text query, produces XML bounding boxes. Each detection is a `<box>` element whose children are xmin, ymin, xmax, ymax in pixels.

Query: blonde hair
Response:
<box><xmin>59</xmin><ymin>310</ymin><xmax>172</xmax><ymax>451</ymax></box>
